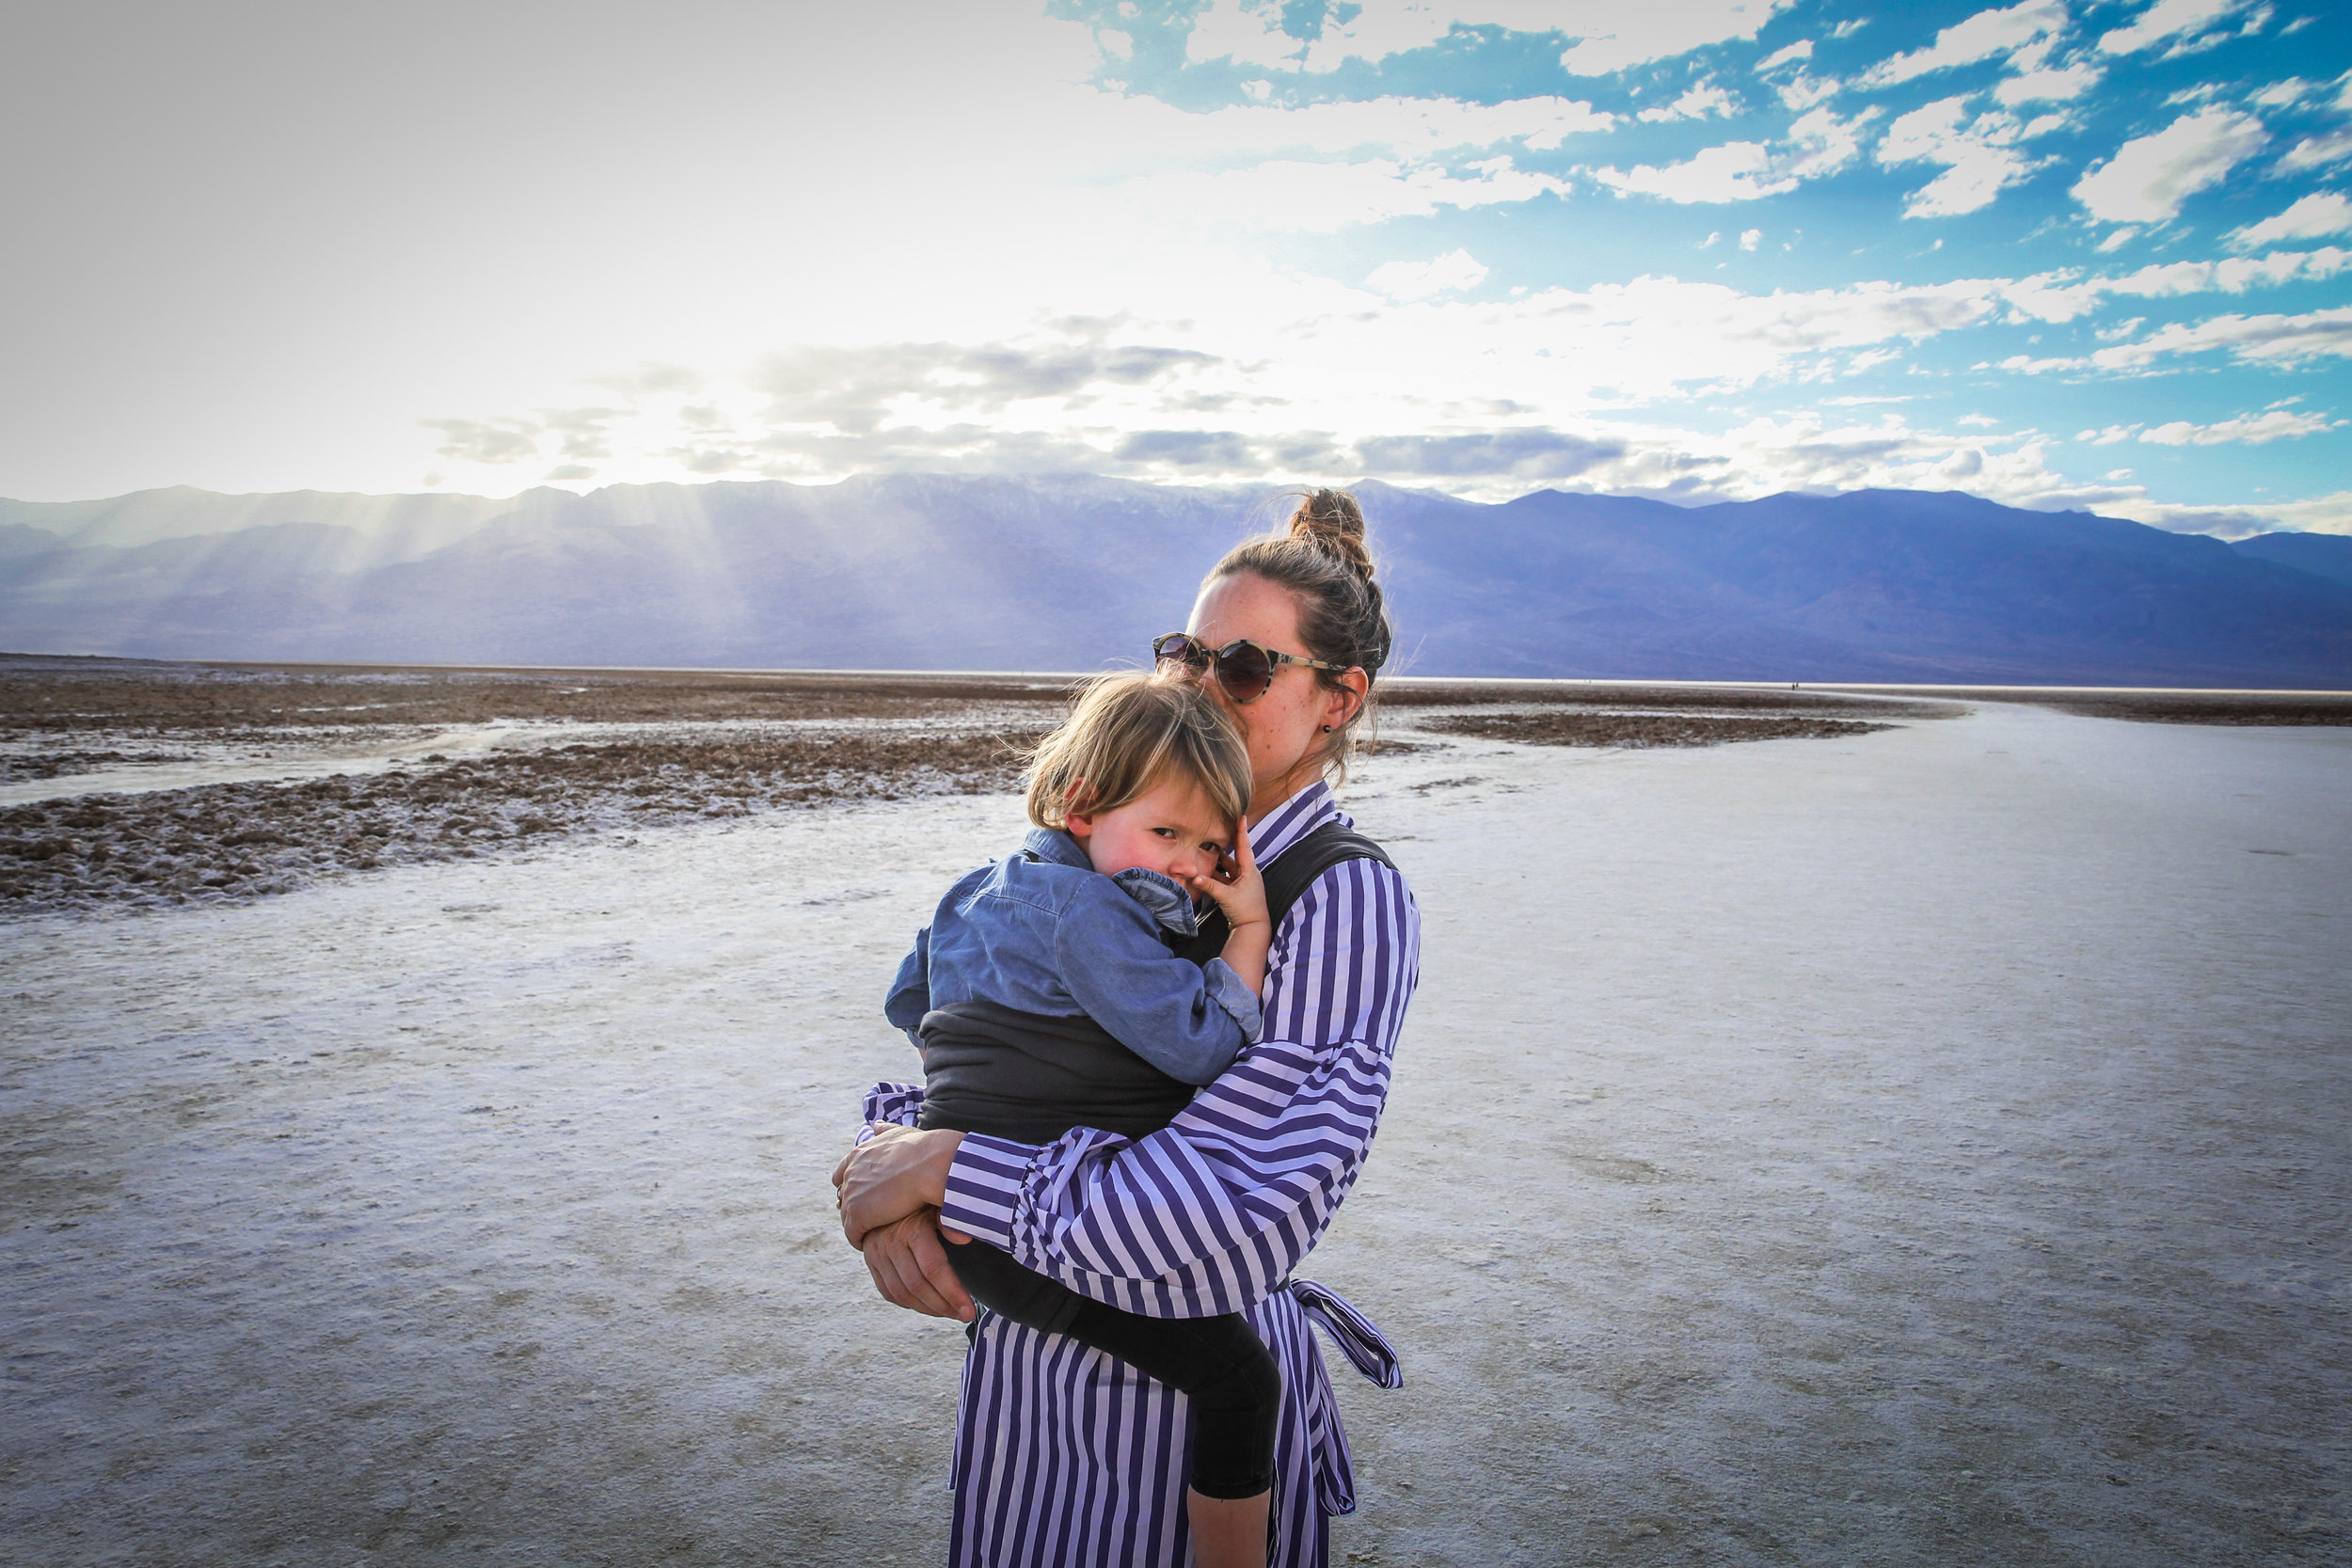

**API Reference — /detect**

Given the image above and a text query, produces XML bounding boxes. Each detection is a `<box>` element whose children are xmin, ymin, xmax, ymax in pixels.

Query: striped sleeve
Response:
<box><xmin>939</xmin><ymin>850</ymin><xmax>1419</xmax><ymax>1318</ymax></box>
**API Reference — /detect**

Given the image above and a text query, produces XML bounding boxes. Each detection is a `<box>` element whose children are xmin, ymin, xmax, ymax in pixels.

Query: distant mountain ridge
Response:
<box><xmin>2</xmin><ymin>475</ymin><xmax>2347</xmax><ymax>687</ymax></box>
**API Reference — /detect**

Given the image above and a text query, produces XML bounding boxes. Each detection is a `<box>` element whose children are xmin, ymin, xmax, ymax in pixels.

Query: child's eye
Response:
<box><xmin>1152</xmin><ymin>827</ymin><xmax>1178</xmax><ymax>838</ymax></box>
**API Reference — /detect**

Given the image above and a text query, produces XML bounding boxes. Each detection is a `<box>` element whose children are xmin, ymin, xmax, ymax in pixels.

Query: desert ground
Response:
<box><xmin>1</xmin><ymin>659</ymin><xmax>2345</xmax><ymax>1565</ymax></box>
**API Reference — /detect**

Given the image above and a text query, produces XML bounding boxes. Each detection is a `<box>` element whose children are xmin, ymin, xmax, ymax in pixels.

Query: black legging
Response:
<box><xmin>946</xmin><ymin>1238</ymin><xmax>1281</xmax><ymax>1499</ymax></box>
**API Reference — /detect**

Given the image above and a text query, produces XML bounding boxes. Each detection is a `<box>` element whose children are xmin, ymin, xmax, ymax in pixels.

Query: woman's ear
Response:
<box><xmin>1325</xmin><ymin>670</ymin><xmax>1368</xmax><ymax>729</ymax></box>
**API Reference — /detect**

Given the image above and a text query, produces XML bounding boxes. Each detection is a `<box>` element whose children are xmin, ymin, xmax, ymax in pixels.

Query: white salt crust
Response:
<box><xmin>2</xmin><ymin>702</ymin><xmax>2345</xmax><ymax>1564</ymax></box>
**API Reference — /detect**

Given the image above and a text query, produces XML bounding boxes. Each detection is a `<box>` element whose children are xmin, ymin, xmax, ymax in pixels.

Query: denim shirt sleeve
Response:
<box><xmin>882</xmin><ymin>926</ymin><xmax>930</xmax><ymax>1051</ymax></box>
<box><xmin>1053</xmin><ymin>880</ymin><xmax>1257</xmax><ymax>1087</ymax></box>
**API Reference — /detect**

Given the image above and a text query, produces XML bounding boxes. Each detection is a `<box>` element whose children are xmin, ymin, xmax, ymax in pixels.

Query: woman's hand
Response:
<box><xmin>833</xmin><ymin>1122</ymin><xmax>966</xmax><ymax>1247</ymax></box>
<box><xmin>856</xmin><ymin>1208</ymin><xmax>976</xmax><ymax>1322</ymax></box>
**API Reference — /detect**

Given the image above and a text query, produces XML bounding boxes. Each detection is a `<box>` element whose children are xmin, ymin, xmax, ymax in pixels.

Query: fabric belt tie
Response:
<box><xmin>1286</xmin><ymin>1278</ymin><xmax>1403</xmax><ymax>1389</ymax></box>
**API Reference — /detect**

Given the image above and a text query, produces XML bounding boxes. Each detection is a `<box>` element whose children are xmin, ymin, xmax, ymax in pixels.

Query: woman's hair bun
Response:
<box><xmin>1288</xmin><ymin>487</ymin><xmax>1375</xmax><ymax>582</ymax></box>
<box><xmin>1201</xmin><ymin>483</ymin><xmax>1394</xmax><ymax>783</ymax></box>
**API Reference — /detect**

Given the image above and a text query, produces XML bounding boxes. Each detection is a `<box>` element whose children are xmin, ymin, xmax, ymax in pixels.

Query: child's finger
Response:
<box><xmin>1191</xmin><ymin>872</ymin><xmax>1237</xmax><ymax>905</ymax></box>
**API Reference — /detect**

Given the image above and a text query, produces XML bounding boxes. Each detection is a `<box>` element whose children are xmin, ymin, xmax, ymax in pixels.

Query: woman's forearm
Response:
<box><xmin>941</xmin><ymin>1034</ymin><xmax>1391</xmax><ymax>1303</ymax></box>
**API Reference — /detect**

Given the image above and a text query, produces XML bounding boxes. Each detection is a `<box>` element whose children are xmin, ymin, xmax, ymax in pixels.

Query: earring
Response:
<box><xmin>1320</xmin><ymin>724</ymin><xmax>1333</xmax><ymax>732</ymax></box>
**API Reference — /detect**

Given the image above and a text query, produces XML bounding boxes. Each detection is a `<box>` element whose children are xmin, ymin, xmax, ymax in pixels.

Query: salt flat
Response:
<box><xmin>2</xmin><ymin>702</ymin><xmax>2344</xmax><ymax>1566</ymax></box>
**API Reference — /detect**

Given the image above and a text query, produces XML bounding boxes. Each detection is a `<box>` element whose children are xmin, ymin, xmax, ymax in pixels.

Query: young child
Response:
<box><xmin>883</xmin><ymin>672</ymin><xmax>1279</xmax><ymax>1566</ymax></box>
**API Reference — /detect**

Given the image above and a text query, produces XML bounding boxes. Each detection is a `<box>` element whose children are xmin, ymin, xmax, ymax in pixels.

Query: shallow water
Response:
<box><xmin>2</xmin><ymin>703</ymin><xmax>2344</xmax><ymax>1565</ymax></box>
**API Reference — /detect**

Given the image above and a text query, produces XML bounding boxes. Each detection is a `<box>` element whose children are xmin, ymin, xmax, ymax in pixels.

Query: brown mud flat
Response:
<box><xmin>1381</xmin><ymin>679</ymin><xmax>1965</xmax><ymax>721</ymax></box>
<box><xmin>0</xmin><ymin>731</ymin><xmax>1043</xmax><ymax>915</ymax></box>
<box><xmin>0</xmin><ymin>655</ymin><xmax>1077</xmax><ymax>736</ymax></box>
<box><xmin>0</xmin><ymin>747</ymin><xmax>197</xmax><ymax>782</ymax></box>
<box><xmin>15</xmin><ymin>657</ymin><xmax>2267</xmax><ymax>918</ymax></box>
<box><xmin>1823</xmin><ymin>684</ymin><xmax>2352</xmax><ymax>725</ymax></box>
<box><xmin>1418</xmin><ymin>710</ymin><xmax>1897</xmax><ymax>748</ymax></box>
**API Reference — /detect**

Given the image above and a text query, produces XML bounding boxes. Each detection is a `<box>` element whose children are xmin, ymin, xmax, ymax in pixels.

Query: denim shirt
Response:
<box><xmin>884</xmin><ymin>827</ymin><xmax>1263</xmax><ymax>1087</ymax></box>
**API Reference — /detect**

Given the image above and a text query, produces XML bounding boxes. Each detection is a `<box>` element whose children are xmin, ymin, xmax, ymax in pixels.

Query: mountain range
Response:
<box><xmin>3</xmin><ymin>476</ymin><xmax>2348</xmax><ymax>687</ymax></box>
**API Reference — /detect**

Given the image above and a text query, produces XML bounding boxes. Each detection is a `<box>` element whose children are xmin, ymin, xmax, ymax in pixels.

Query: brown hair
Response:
<box><xmin>1025</xmin><ymin>672</ymin><xmax>1253</xmax><ymax>834</ymax></box>
<box><xmin>1203</xmin><ymin>486</ymin><xmax>1392</xmax><ymax>781</ymax></box>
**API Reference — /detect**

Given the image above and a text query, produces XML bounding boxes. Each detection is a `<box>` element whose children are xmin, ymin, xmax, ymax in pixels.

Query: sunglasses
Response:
<box><xmin>1152</xmin><ymin>633</ymin><xmax>1349</xmax><ymax>705</ymax></box>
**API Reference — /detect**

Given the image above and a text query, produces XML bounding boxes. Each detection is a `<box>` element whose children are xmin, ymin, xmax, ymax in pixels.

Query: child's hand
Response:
<box><xmin>1191</xmin><ymin>821</ymin><xmax>1269</xmax><ymax>933</ymax></box>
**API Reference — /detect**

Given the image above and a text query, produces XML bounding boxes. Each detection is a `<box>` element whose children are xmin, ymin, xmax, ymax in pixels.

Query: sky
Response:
<box><xmin>5</xmin><ymin>0</ymin><xmax>2350</xmax><ymax>535</ymax></box>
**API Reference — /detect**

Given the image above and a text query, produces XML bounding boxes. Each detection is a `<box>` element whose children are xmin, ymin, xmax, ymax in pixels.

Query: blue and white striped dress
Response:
<box><xmin>862</xmin><ymin>781</ymin><xmax>1421</xmax><ymax>1566</ymax></box>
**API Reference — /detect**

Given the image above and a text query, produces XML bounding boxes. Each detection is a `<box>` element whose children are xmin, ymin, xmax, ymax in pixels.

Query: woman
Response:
<box><xmin>834</xmin><ymin>489</ymin><xmax>1421</xmax><ymax>1566</ymax></box>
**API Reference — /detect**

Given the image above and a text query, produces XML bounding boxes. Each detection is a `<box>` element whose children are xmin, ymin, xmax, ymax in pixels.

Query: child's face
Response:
<box><xmin>1065</xmin><ymin>775</ymin><xmax>1232</xmax><ymax>887</ymax></box>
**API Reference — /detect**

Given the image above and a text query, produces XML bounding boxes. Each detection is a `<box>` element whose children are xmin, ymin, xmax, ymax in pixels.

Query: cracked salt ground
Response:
<box><xmin>2</xmin><ymin>703</ymin><xmax>2347</xmax><ymax>1565</ymax></box>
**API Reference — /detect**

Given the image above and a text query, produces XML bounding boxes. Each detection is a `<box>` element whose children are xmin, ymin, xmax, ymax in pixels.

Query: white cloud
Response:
<box><xmin>1589</xmin><ymin>141</ymin><xmax>1795</xmax><ymax>202</ymax></box>
<box><xmin>426</xmin><ymin>272</ymin><xmax>2047</xmax><ymax>496</ymax></box>
<box><xmin>1367</xmin><ymin>249</ymin><xmax>1491</xmax><ymax>300</ymax></box>
<box><xmin>1127</xmin><ymin>155</ymin><xmax>1568</xmax><ymax>230</ymax></box>
<box><xmin>1740</xmin><ymin>228</ymin><xmax>1763</xmax><ymax>250</ymax></box>
<box><xmin>1772</xmin><ymin>70</ymin><xmax>1844</xmax><ymax>110</ymax></box>
<box><xmin>2096</xmin><ymin>0</ymin><xmax>2256</xmax><ymax>55</ymax></box>
<box><xmin>2250</xmin><ymin>77</ymin><xmax>2323</xmax><ymax>107</ymax></box>
<box><xmin>1785</xmin><ymin>105</ymin><xmax>1877</xmax><ymax>179</ymax></box>
<box><xmin>1638</xmin><ymin>80</ymin><xmax>1741</xmax><ymax>122</ymax></box>
<box><xmin>1859</xmin><ymin>1</ymin><xmax>2069</xmax><ymax>87</ymax></box>
<box><xmin>418</xmin><ymin>277</ymin><xmax>2352</xmax><ymax>528</ymax></box>
<box><xmin>1996</xmin><ymin>353</ymin><xmax>2088</xmax><ymax>373</ymax></box>
<box><xmin>1907</xmin><ymin>146</ymin><xmax>2042</xmax><ymax>218</ymax></box>
<box><xmin>2229</xmin><ymin>191</ymin><xmax>2352</xmax><ymax>248</ymax></box>
<box><xmin>421</xmin><ymin>418</ymin><xmax>542</xmax><ymax>466</ymax></box>
<box><xmin>2125</xmin><ymin>490</ymin><xmax>2352</xmax><ymax>536</ymax></box>
<box><xmin>1995</xmin><ymin>63</ymin><xmax>2101</xmax><ymax>105</ymax></box>
<box><xmin>1997</xmin><ymin>246</ymin><xmax>2352</xmax><ymax>321</ymax></box>
<box><xmin>1555</xmin><ymin>1</ymin><xmax>1799</xmax><ymax>76</ymax></box>
<box><xmin>2097</xmin><ymin>226</ymin><xmax>2139</xmax><ymax>252</ymax></box>
<box><xmin>2072</xmin><ymin>110</ymin><xmax>2269</xmax><ymax>223</ymax></box>
<box><xmin>1878</xmin><ymin>99</ymin><xmax>2051</xmax><ymax>218</ymax></box>
<box><xmin>1346</xmin><ymin>414</ymin><xmax>2131</xmax><ymax>512</ymax></box>
<box><xmin>1079</xmin><ymin>94</ymin><xmax>1616</xmax><ymax>233</ymax></box>
<box><xmin>2138</xmin><ymin>408</ymin><xmax>2341</xmax><ymax>443</ymax></box>
<box><xmin>1591</xmin><ymin>106</ymin><xmax>1873</xmax><ymax>203</ymax></box>
<box><xmin>2278</xmin><ymin>131</ymin><xmax>2352</xmax><ymax>173</ymax></box>
<box><xmin>1180</xmin><ymin>0</ymin><xmax>1796</xmax><ymax>77</ymax></box>
<box><xmin>1756</xmin><ymin>40</ymin><xmax>1813</xmax><ymax>71</ymax></box>
<box><xmin>2085</xmin><ymin>305</ymin><xmax>2352</xmax><ymax>369</ymax></box>
<box><xmin>1180</xmin><ymin>95</ymin><xmax>1616</xmax><ymax>159</ymax></box>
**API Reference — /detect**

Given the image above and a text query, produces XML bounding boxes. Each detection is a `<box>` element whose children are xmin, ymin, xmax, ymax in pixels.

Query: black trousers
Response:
<box><xmin>946</xmin><ymin>1238</ymin><xmax>1281</xmax><ymax>1500</ymax></box>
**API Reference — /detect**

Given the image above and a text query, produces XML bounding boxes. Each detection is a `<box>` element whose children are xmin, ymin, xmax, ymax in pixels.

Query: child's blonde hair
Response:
<box><xmin>1025</xmin><ymin>673</ymin><xmax>1253</xmax><ymax>834</ymax></box>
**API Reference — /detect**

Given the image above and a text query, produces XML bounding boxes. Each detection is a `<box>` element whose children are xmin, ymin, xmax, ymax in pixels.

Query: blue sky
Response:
<box><xmin>4</xmin><ymin>0</ymin><xmax>2348</xmax><ymax>533</ymax></box>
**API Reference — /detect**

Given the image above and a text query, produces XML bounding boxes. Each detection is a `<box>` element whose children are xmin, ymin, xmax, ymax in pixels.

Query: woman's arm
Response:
<box><xmin>943</xmin><ymin>856</ymin><xmax>1417</xmax><ymax>1317</ymax></box>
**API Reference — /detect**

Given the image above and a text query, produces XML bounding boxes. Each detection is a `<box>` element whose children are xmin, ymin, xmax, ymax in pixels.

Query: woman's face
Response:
<box><xmin>1184</xmin><ymin>570</ymin><xmax>1365</xmax><ymax>811</ymax></box>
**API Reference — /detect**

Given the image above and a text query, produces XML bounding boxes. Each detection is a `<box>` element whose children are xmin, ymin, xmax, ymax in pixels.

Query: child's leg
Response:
<box><xmin>939</xmin><ymin>1240</ymin><xmax>1088</xmax><ymax>1336</ymax></box>
<box><xmin>1061</xmin><ymin>1299</ymin><xmax>1281</xmax><ymax>1568</ymax></box>
<box><xmin>946</xmin><ymin>1243</ymin><xmax>1282</xmax><ymax>1565</ymax></box>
